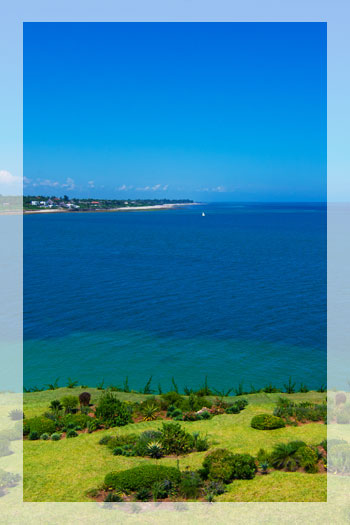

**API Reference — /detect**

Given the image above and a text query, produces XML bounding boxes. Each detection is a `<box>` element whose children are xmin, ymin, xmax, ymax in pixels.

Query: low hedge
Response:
<box><xmin>104</xmin><ymin>465</ymin><xmax>181</xmax><ymax>492</ymax></box>
<box><xmin>24</xmin><ymin>417</ymin><xmax>56</xmax><ymax>436</ymax></box>
<box><xmin>251</xmin><ymin>414</ymin><xmax>285</xmax><ymax>430</ymax></box>
<box><xmin>201</xmin><ymin>449</ymin><xmax>257</xmax><ymax>482</ymax></box>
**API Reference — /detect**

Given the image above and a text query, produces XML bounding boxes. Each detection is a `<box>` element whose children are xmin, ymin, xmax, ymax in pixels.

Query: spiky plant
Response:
<box><xmin>141</xmin><ymin>403</ymin><xmax>159</xmax><ymax>421</ymax></box>
<box><xmin>8</xmin><ymin>409</ymin><xmax>24</xmax><ymax>421</ymax></box>
<box><xmin>147</xmin><ymin>441</ymin><xmax>164</xmax><ymax>459</ymax></box>
<box><xmin>269</xmin><ymin>441</ymin><xmax>305</xmax><ymax>471</ymax></box>
<box><xmin>259</xmin><ymin>462</ymin><xmax>269</xmax><ymax>474</ymax></box>
<box><xmin>49</xmin><ymin>400</ymin><xmax>63</xmax><ymax>413</ymax></box>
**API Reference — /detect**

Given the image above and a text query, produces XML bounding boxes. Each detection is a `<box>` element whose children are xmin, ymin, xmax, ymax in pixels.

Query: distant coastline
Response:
<box><xmin>23</xmin><ymin>202</ymin><xmax>201</xmax><ymax>214</ymax></box>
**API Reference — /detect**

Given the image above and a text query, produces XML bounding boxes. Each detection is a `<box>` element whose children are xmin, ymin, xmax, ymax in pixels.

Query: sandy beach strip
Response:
<box><xmin>22</xmin><ymin>202</ymin><xmax>201</xmax><ymax>215</ymax></box>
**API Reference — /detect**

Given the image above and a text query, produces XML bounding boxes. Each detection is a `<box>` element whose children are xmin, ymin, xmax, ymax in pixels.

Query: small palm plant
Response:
<box><xmin>49</xmin><ymin>399</ymin><xmax>63</xmax><ymax>418</ymax></box>
<box><xmin>147</xmin><ymin>441</ymin><xmax>164</xmax><ymax>459</ymax></box>
<box><xmin>141</xmin><ymin>402</ymin><xmax>159</xmax><ymax>421</ymax></box>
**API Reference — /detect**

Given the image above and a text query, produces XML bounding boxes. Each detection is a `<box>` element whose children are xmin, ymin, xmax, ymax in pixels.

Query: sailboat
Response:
<box><xmin>202</xmin><ymin>212</ymin><xmax>205</xmax><ymax>217</ymax></box>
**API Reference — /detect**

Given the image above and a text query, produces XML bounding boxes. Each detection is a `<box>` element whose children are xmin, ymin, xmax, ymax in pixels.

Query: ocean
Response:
<box><xmin>24</xmin><ymin>202</ymin><xmax>326</xmax><ymax>393</ymax></box>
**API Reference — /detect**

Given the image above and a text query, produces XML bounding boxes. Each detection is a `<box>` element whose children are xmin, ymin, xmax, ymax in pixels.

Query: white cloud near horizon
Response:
<box><xmin>0</xmin><ymin>170</ymin><xmax>22</xmax><ymax>194</ymax></box>
<box><xmin>88</xmin><ymin>180</ymin><xmax>95</xmax><ymax>188</ymax></box>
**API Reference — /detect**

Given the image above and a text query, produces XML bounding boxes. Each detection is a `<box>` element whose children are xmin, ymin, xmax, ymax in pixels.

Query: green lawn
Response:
<box><xmin>23</xmin><ymin>388</ymin><xmax>327</xmax><ymax>502</ymax></box>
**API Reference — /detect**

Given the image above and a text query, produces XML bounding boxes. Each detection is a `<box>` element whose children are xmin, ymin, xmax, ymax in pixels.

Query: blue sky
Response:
<box><xmin>23</xmin><ymin>22</ymin><xmax>326</xmax><ymax>201</ymax></box>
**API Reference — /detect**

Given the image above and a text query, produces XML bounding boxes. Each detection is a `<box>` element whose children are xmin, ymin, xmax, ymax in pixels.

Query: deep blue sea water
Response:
<box><xmin>24</xmin><ymin>203</ymin><xmax>326</xmax><ymax>392</ymax></box>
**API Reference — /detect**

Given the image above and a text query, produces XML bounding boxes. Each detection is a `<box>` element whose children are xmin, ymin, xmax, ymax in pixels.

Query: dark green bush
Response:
<box><xmin>230</xmin><ymin>454</ymin><xmax>257</xmax><ymax>479</ymax></box>
<box><xmin>183</xmin><ymin>412</ymin><xmax>198</xmax><ymax>421</ymax></box>
<box><xmin>66</xmin><ymin>430</ymin><xmax>78</xmax><ymax>438</ymax></box>
<box><xmin>269</xmin><ymin>441</ymin><xmax>307</xmax><ymax>471</ymax></box>
<box><xmin>40</xmin><ymin>433</ymin><xmax>50</xmax><ymax>440</ymax></box>
<box><xmin>51</xmin><ymin>433</ymin><xmax>61</xmax><ymax>441</ymax></box>
<box><xmin>99</xmin><ymin>435</ymin><xmax>112</xmax><ymax>445</ymax></box>
<box><xmin>202</xmin><ymin>449</ymin><xmax>235</xmax><ymax>482</ymax></box>
<box><xmin>107</xmin><ymin>433</ymin><xmax>139</xmax><ymax>450</ymax></box>
<box><xmin>135</xmin><ymin>488</ymin><xmax>151</xmax><ymax>501</ymax></box>
<box><xmin>294</xmin><ymin>446</ymin><xmax>319</xmax><ymax>473</ymax></box>
<box><xmin>63</xmin><ymin>414</ymin><xmax>90</xmax><ymax>429</ymax></box>
<box><xmin>95</xmin><ymin>391</ymin><xmax>132</xmax><ymax>427</ymax></box>
<box><xmin>160</xmin><ymin>422</ymin><xmax>194</xmax><ymax>455</ymax></box>
<box><xmin>171</xmin><ymin>409</ymin><xmax>183</xmax><ymax>419</ymax></box>
<box><xmin>61</xmin><ymin>395</ymin><xmax>79</xmax><ymax>414</ymax></box>
<box><xmin>26</xmin><ymin>417</ymin><xmax>56</xmax><ymax>436</ymax></box>
<box><xmin>251</xmin><ymin>414</ymin><xmax>285</xmax><ymax>430</ymax></box>
<box><xmin>104</xmin><ymin>465</ymin><xmax>181</xmax><ymax>492</ymax></box>
<box><xmin>198</xmin><ymin>411</ymin><xmax>211</xmax><ymax>420</ymax></box>
<box><xmin>87</xmin><ymin>418</ymin><xmax>101</xmax><ymax>433</ymax></box>
<box><xmin>226</xmin><ymin>404</ymin><xmax>240</xmax><ymax>414</ymax></box>
<box><xmin>104</xmin><ymin>492</ymin><xmax>123</xmax><ymax>502</ymax></box>
<box><xmin>161</xmin><ymin>391</ymin><xmax>184</xmax><ymax>409</ymax></box>
<box><xmin>28</xmin><ymin>431</ymin><xmax>39</xmax><ymax>441</ymax></box>
<box><xmin>179</xmin><ymin>471</ymin><xmax>202</xmax><ymax>499</ymax></box>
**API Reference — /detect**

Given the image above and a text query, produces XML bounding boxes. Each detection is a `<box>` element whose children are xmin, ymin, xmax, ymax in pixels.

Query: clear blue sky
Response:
<box><xmin>23</xmin><ymin>22</ymin><xmax>326</xmax><ymax>201</ymax></box>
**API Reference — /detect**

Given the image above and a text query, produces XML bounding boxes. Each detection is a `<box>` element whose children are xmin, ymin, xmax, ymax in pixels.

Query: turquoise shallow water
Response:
<box><xmin>24</xmin><ymin>203</ymin><xmax>326</xmax><ymax>391</ymax></box>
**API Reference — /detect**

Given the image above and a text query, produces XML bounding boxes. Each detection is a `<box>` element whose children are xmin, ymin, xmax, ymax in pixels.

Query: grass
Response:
<box><xmin>23</xmin><ymin>388</ymin><xmax>327</xmax><ymax>502</ymax></box>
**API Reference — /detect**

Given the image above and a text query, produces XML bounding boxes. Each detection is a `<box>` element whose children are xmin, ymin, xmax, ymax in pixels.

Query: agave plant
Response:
<box><xmin>8</xmin><ymin>409</ymin><xmax>24</xmax><ymax>421</ymax></box>
<box><xmin>141</xmin><ymin>402</ymin><xmax>159</xmax><ymax>421</ymax></box>
<box><xmin>147</xmin><ymin>441</ymin><xmax>164</xmax><ymax>459</ymax></box>
<box><xmin>259</xmin><ymin>461</ymin><xmax>269</xmax><ymax>474</ymax></box>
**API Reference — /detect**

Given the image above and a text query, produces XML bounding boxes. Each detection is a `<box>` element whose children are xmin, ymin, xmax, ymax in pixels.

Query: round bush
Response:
<box><xmin>40</xmin><ymin>433</ymin><xmax>50</xmax><ymax>440</ymax></box>
<box><xmin>26</xmin><ymin>417</ymin><xmax>56</xmax><ymax>436</ymax></box>
<box><xmin>251</xmin><ymin>414</ymin><xmax>285</xmax><ymax>430</ymax></box>
<box><xmin>226</xmin><ymin>405</ymin><xmax>240</xmax><ymax>414</ymax></box>
<box><xmin>294</xmin><ymin>446</ymin><xmax>318</xmax><ymax>473</ymax></box>
<box><xmin>28</xmin><ymin>431</ymin><xmax>39</xmax><ymax>441</ymax></box>
<box><xmin>230</xmin><ymin>454</ymin><xmax>257</xmax><ymax>479</ymax></box>
<box><xmin>66</xmin><ymin>430</ymin><xmax>78</xmax><ymax>438</ymax></box>
<box><xmin>51</xmin><ymin>433</ymin><xmax>61</xmax><ymax>441</ymax></box>
<box><xmin>104</xmin><ymin>465</ymin><xmax>181</xmax><ymax>492</ymax></box>
<box><xmin>199</xmin><ymin>411</ymin><xmax>211</xmax><ymax>420</ymax></box>
<box><xmin>202</xmin><ymin>449</ymin><xmax>235</xmax><ymax>482</ymax></box>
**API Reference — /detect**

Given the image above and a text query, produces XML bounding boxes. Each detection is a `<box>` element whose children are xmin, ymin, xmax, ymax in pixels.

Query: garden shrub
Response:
<box><xmin>26</xmin><ymin>417</ymin><xmax>56</xmax><ymax>436</ymax></box>
<box><xmin>171</xmin><ymin>409</ymin><xmax>183</xmax><ymax>419</ymax></box>
<box><xmin>107</xmin><ymin>433</ymin><xmax>139</xmax><ymax>450</ymax></box>
<box><xmin>183</xmin><ymin>412</ymin><xmax>198</xmax><ymax>421</ymax></box>
<box><xmin>66</xmin><ymin>430</ymin><xmax>78</xmax><ymax>438</ymax></box>
<box><xmin>0</xmin><ymin>440</ymin><xmax>12</xmax><ymax>457</ymax></box>
<box><xmin>99</xmin><ymin>435</ymin><xmax>112</xmax><ymax>445</ymax></box>
<box><xmin>230</xmin><ymin>454</ymin><xmax>257</xmax><ymax>480</ymax></box>
<box><xmin>40</xmin><ymin>433</ymin><xmax>50</xmax><ymax>440</ymax></box>
<box><xmin>202</xmin><ymin>449</ymin><xmax>235</xmax><ymax>483</ymax></box>
<box><xmin>161</xmin><ymin>391</ymin><xmax>184</xmax><ymax>409</ymax></box>
<box><xmin>61</xmin><ymin>395</ymin><xmax>79</xmax><ymax>414</ymax></box>
<box><xmin>294</xmin><ymin>446</ymin><xmax>318</xmax><ymax>473</ymax></box>
<box><xmin>135</xmin><ymin>488</ymin><xmax>151</xmax><ymax>501</ymax></box>
<box><xmin>51</xmin><ymin>433</ymin><xmax>61</xmax><ymax>441</ymax></box>
<box><xmin>87</xmin><ymin>419</ymin><xmax>101</xmax><ymax>433</ymax></box>
<box><xmin>256</xmin><ymin>448</ymin><xmax>269</xmax><ymax>463</ymax></box>
<box><xmin>251</xmin><ymin>414</ymin><xmax>285</xmax><ymax>430</ymax></box>
<box><xmin>28</xmin><ymin>431</ymin><xmax>39</xmax><ymax>441</ymax></box>
<box><xmin>160</xmin><ymin>422</ymin><xmax>194</xmax><ymax>455</ymax></box>
<box><xmin>104</xmin><ymin>492</ymin><xmax>123</xmax><ymax>502</ymax></box>
<box><xmin>226</xmin><ymin>404</ymin><xmax>240</xmax><ymax>414</ymax></box>
<box><xmin>269</xmin><ymin>441</ymin><xmax>307</xmax><ymax>471</ymax></box>
<box><xmin>198</xmin><ymin>411</ymin><xmax>211</xmax><ymax>420</ymax></box>
<box><xmin>95</xmin><ymin>391</ymin><xmax>132</xmax><ymax>427</ymax></box>
<box><xmin>104</xmin><ymin>465</ymin><xmax>181</xmax><ymax>492</ymax></box>
<box><xmin>179</xmin><ymin>471</ymin><xmax>202</xmax><ymax>499</ymax></box>
<box><xmin>63</xmin><ymin>413</ymin><xmax>90</xmax><ymax>429</ymax></box>
<box><xmin>152</xmin><ymin>479</ymin><xmax>172</xmax><ymax>500</ymax></box>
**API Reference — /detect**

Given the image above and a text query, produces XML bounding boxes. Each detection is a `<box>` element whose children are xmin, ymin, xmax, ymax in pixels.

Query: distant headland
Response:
<box><xmin>23</xmin><ymin>195</ymin><xmax>198</xmax><ymax>214</ymax></box>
